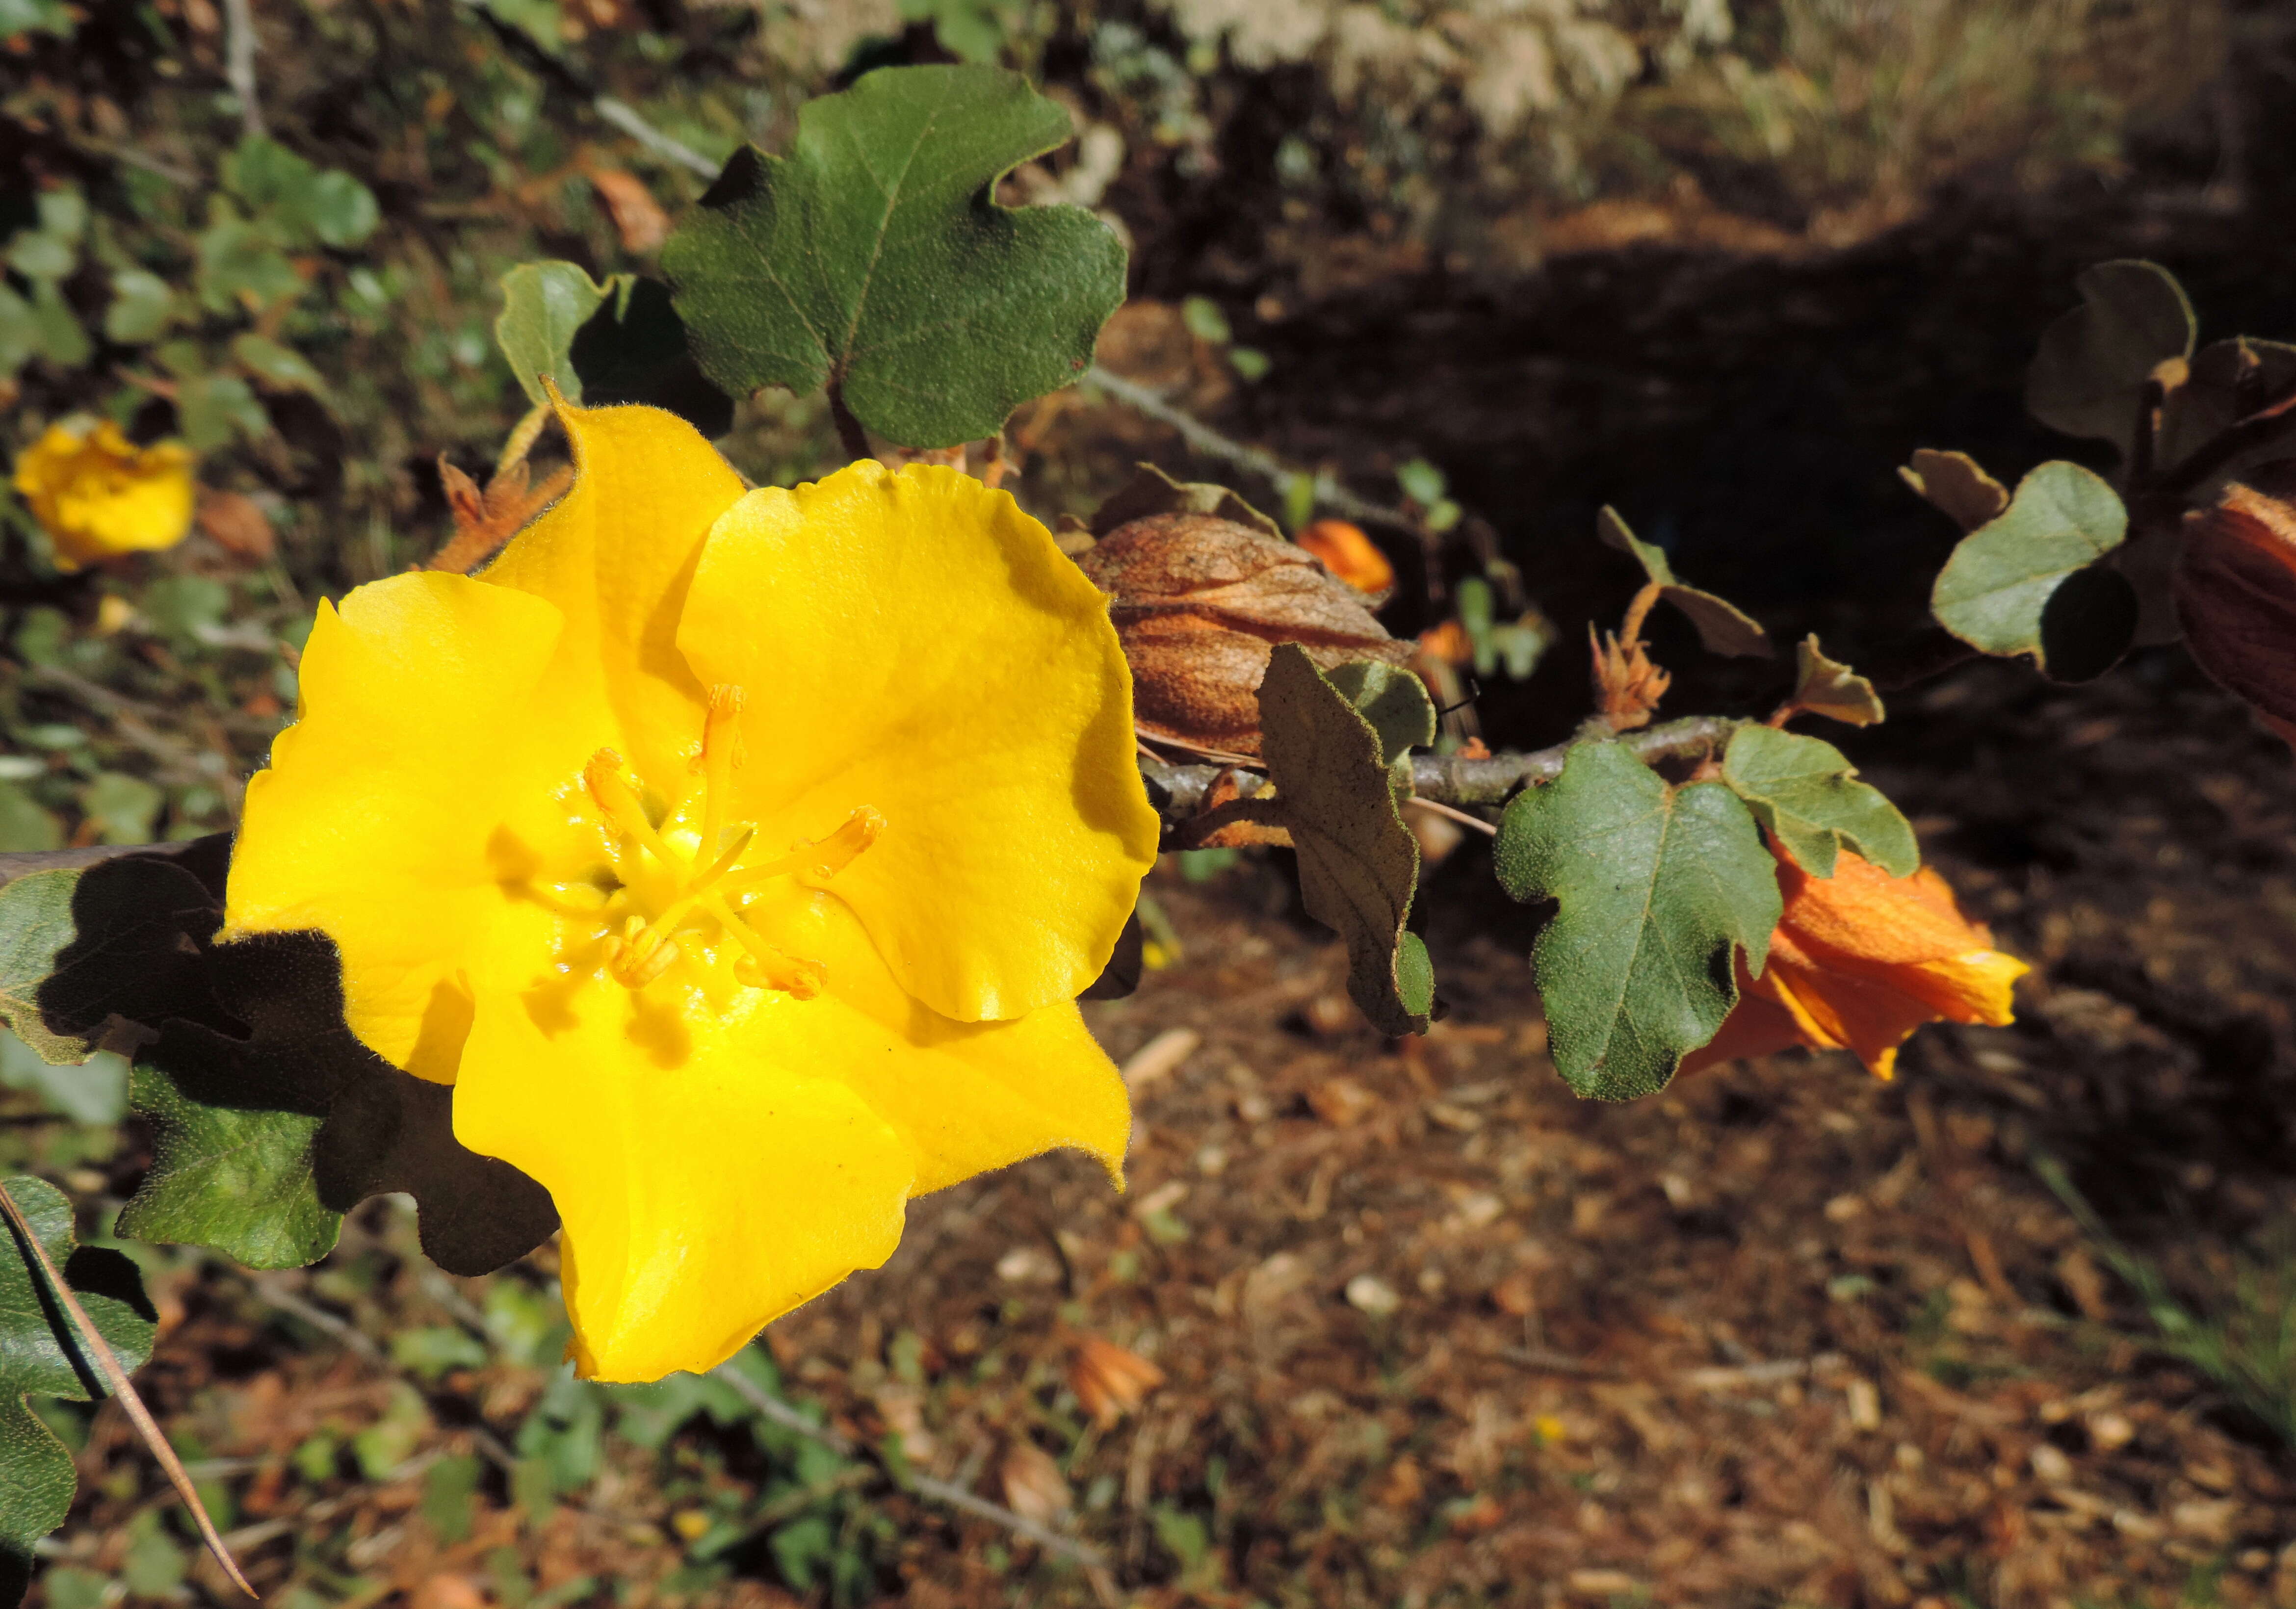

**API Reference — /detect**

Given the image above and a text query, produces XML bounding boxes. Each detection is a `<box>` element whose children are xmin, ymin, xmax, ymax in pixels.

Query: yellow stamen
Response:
<box><xmin>731</xmin><ymin>808</ymin><xmax>886</xmax><ymax>886</ymax></box>
<box><xmin>605</xmin><ymin>928</ymin><xmax>682</xmax><ymax>988</ymax></box>
<box><xmin>583</xmin><ymin>749</ymin><xmax>689</xmax><ymax>873</ymax></box>
<box><xmin>704</xmin><ymin>890</ymin><xmax>825</xmax><ymax>998</ymax></box>
<box><xmin>697</xmin><ymin>685</ymin><xmax>744</xmax><ymax>859</ymax></box>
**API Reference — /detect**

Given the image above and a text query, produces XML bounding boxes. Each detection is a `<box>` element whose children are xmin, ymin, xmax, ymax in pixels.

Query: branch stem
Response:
<box><xmin>0</xmin><ymin>1182</ymin><xmax>255</xmax><ymax>1597</ymax></box>
<box><xmin>1141</xmin><ymin>714</ymin><xmax>1740</xmax><ymax>820</ymax></box>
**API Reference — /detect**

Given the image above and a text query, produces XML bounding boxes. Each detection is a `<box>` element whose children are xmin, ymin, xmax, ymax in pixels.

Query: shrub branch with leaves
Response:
<box><xmin>3</xmin><ymin>57</ymin><xmax>2296</xmax><ymax>1593</ymax></box>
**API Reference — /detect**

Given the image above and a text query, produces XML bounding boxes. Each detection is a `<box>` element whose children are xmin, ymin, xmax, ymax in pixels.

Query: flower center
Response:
<box><xmin>573</xmin><ymin>685</ymin><xmax>880</xmax><ymax>997</ymax></box>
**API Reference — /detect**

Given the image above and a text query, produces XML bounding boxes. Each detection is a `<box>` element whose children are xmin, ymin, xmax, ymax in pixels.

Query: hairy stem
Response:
<box><xmin>1141</xmin><ymin>713</ymin><xmax>1741</xmax><ymax>821</ymax></box>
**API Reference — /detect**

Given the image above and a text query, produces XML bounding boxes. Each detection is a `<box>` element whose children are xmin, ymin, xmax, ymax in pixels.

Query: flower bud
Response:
<box><xmin>1297</xmin><ymin>518</ymin><xmax>1395</xmax><ymax>597</ymax></box>
<box><xmin>2176</xmin><ymin>480</ymin><xmax>2296</xmax><ymax>744</ymax></box>
<box><xmin>1079</xmin><ymin>511</ymin><xmax>1412</xmax><ymax>755</ymax></box>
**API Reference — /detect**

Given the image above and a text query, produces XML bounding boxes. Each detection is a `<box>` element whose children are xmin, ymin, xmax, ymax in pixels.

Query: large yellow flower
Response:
<box><xmin>12</xmin><ymin>418</ymin><xmax>196</xmax><ymax>571</ymax></box>
<box><xmin>224</xmin><ymin>403</ymin><xmax>1160</xmax><ymax>1381</ymax></box>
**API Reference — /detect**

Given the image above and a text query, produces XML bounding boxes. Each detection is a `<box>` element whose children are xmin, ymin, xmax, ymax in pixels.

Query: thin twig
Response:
<box><xmin>220</xmin><ymin>0</ymin><xmax>262</xmax><ymax>136</ymax></box>
<box><xmin>708</xmin><ymin>1355</ymin><xmax>1111</xmax><ymax>1572</ymax></box>
<box><xmin>0</xmin><ymin>1182</ymin><xmax>256</xmax><ymax>1597</ymax></box>
<box><xmin>1083</xmin><ymin>366</ymin><xmax>1420</xmax><ymax>533</ymax></box>
<box><xmin>1404</xmin><ymin>796</ymin><xmax>1497</xmax><ymax>836</ymax></box>
<box><xmin>1139</xmin><ymin>714</ymin><xmax>1740</xmax><ymax>819</ymax></box>
<box><xmin>826</xmin><ymin>382</ymin><xmax>872</xmax><ymax>465</ymax></box>
<box><xmin>593</xmin><ymin>96</ymin><xmax>721</xmax><ymax>180</ymax></box>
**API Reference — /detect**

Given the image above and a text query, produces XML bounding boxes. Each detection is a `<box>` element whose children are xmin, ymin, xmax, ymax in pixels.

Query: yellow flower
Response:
<box><xmin>224</xmin><ymin>402</ymin><xmax>1160</xmax><ymax>1381</ymax></box>
<box><xmin>12</xmin><ymin>419</ymin><xmax>196</xmax><ymax>571</ymax></box>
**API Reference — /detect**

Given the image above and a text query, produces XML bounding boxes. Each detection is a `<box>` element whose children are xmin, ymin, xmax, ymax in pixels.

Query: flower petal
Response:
<box><xmin>224</xmin><ymin>572</ymin><xmax>565</xmax><ymax>1078</ymax></box>
<box><xmin>453</xmin><ymin>974</ymin><xmax>912</xmax><ymax>1382</ymax></box>
<box><xmin>451</xmin><ymin>890</ymin><xmax>1127</xmax><ymax>1381</ymax></box>
<box><xmin>679</xmin><ymin>461</ymin><xmax>1159</xmax><ymax>1021</ymax></box>
<box><xmin>743</xmin><ymin>881</ymin><xmax>1130</xmax><ymax>1192</ymax></box>
<box><xmin>481</xmin><ymin>401</ymin><xmax>747</xmax><ymax>786</ymax></box>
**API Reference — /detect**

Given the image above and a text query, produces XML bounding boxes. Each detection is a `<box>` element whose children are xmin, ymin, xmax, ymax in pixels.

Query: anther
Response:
<box><xmin>734</xmin><ymin>950</ymin><xmax>826</xmax><ymax>1000</ymax></box>
<box><xmin>604</xmin><ymin>930</ymin><xmax>681</xmax><ymax>989</ymax></box>
<box><xmin>583</xmin><ymin>749</ymin><xmax>685</xmax><ymax>871</ymax></box>
<box><xmin>697</xmin><ymin>686</ymin><xmax>745</xmax><ymax>856</ymax></box>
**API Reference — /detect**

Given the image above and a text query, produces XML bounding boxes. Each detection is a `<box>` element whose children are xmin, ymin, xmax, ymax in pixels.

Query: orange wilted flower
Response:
<box><xmin>1067</xmin><ymin>1334</ymin><xmax>1166</xmax><ymax>1427</ymax></box>
<box><xmin>1297</xmin><ymin>518</ymin><xmax>1395</xmax><ymax>597</ymax></box>
<box><xmin>1684</xmin><ymin>843</ymin><xmax>2028</xmax><ymax>1081</ymax></box>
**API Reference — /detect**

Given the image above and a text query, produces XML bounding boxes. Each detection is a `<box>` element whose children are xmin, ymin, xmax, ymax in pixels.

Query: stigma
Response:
<box><xmin>572</xmin><ymin>685</ymin><xmax>879</xmax><ymax>996</ymax></box>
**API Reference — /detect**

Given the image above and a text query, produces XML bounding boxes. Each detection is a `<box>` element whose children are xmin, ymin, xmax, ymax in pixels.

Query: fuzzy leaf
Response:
<box><xmin>1596</xmin><ymin>506</ymin><xmax>1770</xmax><ymax>658</ymax></box>
<box><xmin>1931</xmin><ymin>460</ymin><xmax>2136</xmax><ymax>680</ymax></box>
<box><xmin>2027</xmin><ymin>259</ymin><xmax>2194</xmax><ymax>455</ymax></box>
<box><xmin>1720</xmin><ymin>725</ymin><xmax>1917</xmax><ymax>879</ymax></box>
<box><xmin>1790</xmin><ymin>634</ymin><xmax>1885</xmax><ymax>727</ymax></box>
<box><xmin>567</xmin><ymin>277</ymin><xmax>733</xmax><ymax>437</ymax></box>
<box><xmin>1494</xmin><ymin>742</ymin><xmax>1780</xmax><ymax>1100</ymax></box>
<box><xmin>663</xmin><ymin>64</ymin><xmax>1126</xmax><ymax>448</ymax></box>
<box><xmin>120</xmin><ymin>926</ymin><xmax>559</xmax><ymax>1275</ymax></box>
<box><xmin>496</xmin><ymin>261</ymin><xmax>611</xmax><ymax>406</ymax></box>
<box><xmin>0</xmin><ymin>856</ymin><xmax>219</xmax><ymax>1065</ymax></box>
<box><xmin>1257</xmin><ymin>645</ymin><xmax>1432</xmax><ymax>1037</ymax></box>
<box><xmin>0</xmin><ymin>1174</ymin><xmax>156</xmax><ymax>1606</ymax></box>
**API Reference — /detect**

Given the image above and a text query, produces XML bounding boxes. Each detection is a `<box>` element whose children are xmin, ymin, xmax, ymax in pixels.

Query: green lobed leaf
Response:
<box><xmin>1930</xmin><ymin>460</ymin><xmax>2135</xmax><ymax>679</ymax></box>
<box><xmin>2026</xmin><ymin>259</ymin><xmax>2194</xmax><ymax>456</ymax></box>
<box><xmin>221</xmin><ymin>135</ymin><xmax>379</xmax><ymax>250</ymax></box>
<box><xmin>1720</xmin><ymin>725</ymin><xmax>1917</xmax><ymax>879</ymax></box>
<box><xmin>0</xmin><ymin>859</ymin><xmax>217</xmax><ymax>1065</ymax></box>
<box><xmin>1256</xmin><ymin>644</ymin><xmax>1434</xmax><ymax>1037</ymax></box>
<box><xmin>663</xmin><ymin>63</ymin><xmax>1127</xmax><ymax>448</ymax></box>
<box><xmin>232</xmin><ymin>331</ymin><xmax>330</xmax><ymax>395</ymax></box>
<box><xmin>1493</xmin><ymin>741</ymin><xmax>1781</xmax><ymax>1100</ymax></box>
<box><xmin>495</xmin><ymin>261</ymin><xmax>609</xmax><ymax>406</ymax></box>
<box><xmin>0</xmin><ymin>1174</ymin><xmax>157</xmax><ymax>1607</ymax></box>
<box><xmin>1595</xmin><ymin>507</ymin><xmax>1771</xmax><ymax>658</ymax></box>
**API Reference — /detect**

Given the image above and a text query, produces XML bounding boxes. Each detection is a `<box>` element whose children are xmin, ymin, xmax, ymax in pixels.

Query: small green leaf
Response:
<box><xmin>0</xmin><ymin>787</ymin><xmax>60</xmax><ymax>854</ymax></box>
<box><xmin>1494</xmin><ymin>742</ymin><xmax>1780</xmax><ymax>1100</ymax></box>
<box><xmin>305</xmin><ymin>170</ymin><xmax>381</xmax><ymax>249</ymax></box>
<box><xmin>1898</xmin><ymin>448</ymin><xmax>2008</xmax><ymax>533</ymax></box>
<box><xmin>2156</xmin><ymin>336</ymin><xmax>2296</xmax><ymax>479</ymax></box>
<box><xmin>0</xmin><ymin>1174</ymin><xmax>157</xmax><ymax>1606</ymax></box>
<box><xmin>232</xmin><ymin>332</ymin><xmax>329</xmax><ymax>395</ymax></box>
<box><xmin>222</xmin><ymin>136</ymin><xmax>379</xmax><ymax>249</ymax></box>
<box><xmin>1596</xmin><ymin>507</ymin><xmax>1771</xmax><ymax>659</ymax></box>
<box><xmin>0</xmin><ymin>1032</ymin><xmax>127</xmax><ymax>1126</ymax></box>
<box><xmin>25</xmin><ymin>282</ymin><xmax>87</xmax><ymax>367</ymax></box>
<box><xmin>0</xmin><ymin>0</ymin><xmax>73</xmax><ymax>38</ymax></box>
<box><xmin>2027</xmin><ymin>259</ymin><xmax>2194</xmax><ymax>455</ymax></box>
<box><xmin>1720</xmin><ymin>725</ymin><xmax>1917</xmax><ymax>879</ymax></box>
<box><xmin>1324</xmin><ymin>659</ymin><xmax>1436</xmax><ymax>772</ymax></box>
<box><xmin>1396</xmin><ymin>459</ymin><xmax>1447</xmax><ymax>508</ymax></box>
<box><xmin>1790</xmin><ymin>634</ymin><xmax>1885</xmax><ymax>727</ymax></box>
<box><xmin>1930</xmin><ymin>460</ymin><xmax>2131</xmax><ymax>676</ymax></box>
<box><xmin>0</xmin><ymin>863</ymin><xmax>213</xmax><ymax>1065</ymax></box>
<box><xmin>495</xmin><ymin>261</ymin><xmax>610</xmax><ymax>407</ymax></box>
<box><xmin>175</xmin><ymin>373</ymin><xmax>270</xmax><ymax>452</ymax></box>
<box><xmin>1257</xmin><ymin>644</ymin><xmax>1433</xmax><ymax>1037</ymax></box>
<box><xmin>664</xmin><ymin>64</ymin><xmax>1126</xmax><ymax>448</ymax></box>
<box><xmin>104</xmin><ymin>269</ymin><xmax>178</xmax><ymax>344</ymax></box>
<box><xmin>195</xmin><ymin>212</ymin><xmax>304</xmax><ymax>313</ymax></box>
<box><xmin>6</xmin><ymin>231</ymin><xmax>73</xmax><ymax>284</ymax></box>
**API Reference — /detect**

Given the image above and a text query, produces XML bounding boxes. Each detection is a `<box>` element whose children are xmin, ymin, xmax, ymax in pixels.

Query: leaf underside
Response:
<box><xmin>1256</xmin><ymin>645</ymin><xmax>1434</xmax><ymax>1037</ymax></box>
<box><xmin>663</xmin><ymin>63</ymin><xmax>1127</xmax><ymax>448</ymax></box>
<box><xmin>0</xmin><ymin>1174</ymin><xmax>156</xmax><ymax>1607</ymax></box>
<box><xmin>1494</xmin><ymin>742</ymin><xmax>1781</xmax><ymax>1101</ymax></box>
<box><xmin>1595</xmin><ymin>506</ymin><xmax>1770</xmax><ymax>658</ymax></box>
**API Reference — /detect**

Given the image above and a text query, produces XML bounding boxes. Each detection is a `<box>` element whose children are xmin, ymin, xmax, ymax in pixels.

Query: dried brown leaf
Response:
<box><xmin>998</xmin><ymin>1439</ymin><xmax>1071</xmax><ymax>1526</ymax></box>
<box><xmin>195</xmin><ymin>488</ymin><xmax>275</xmax><ymax>560</ymax></box>
<box><xmin>1067</xmin><ymin>1336</ymin><xmax>1166</xmax><ymax>1427</ymax></box>
<box><xmin>1792</xmin><ymin>633</ymin><xmax>1886</xmax><ymax>726</ymax></box>
<box><xmin>587</xmin><ymin>167</ymin><xmax>670</xmax><ymax>253</ymax></box>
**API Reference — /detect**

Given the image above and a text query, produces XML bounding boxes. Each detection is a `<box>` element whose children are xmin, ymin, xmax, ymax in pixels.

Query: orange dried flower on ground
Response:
<box><xmin>1067</xmin><ymin>1334</ymin><xmax>1166</xmax><ymax>1427</ymax></box>
<box><xmin>1684</xmin><ymin>842</ymin><xmax>2028</xmax><ymax>1080</ymax></box>
<box><xmin>2176</xmin><ymin>480</ymin><xmax>2296</xmax><ymax>745</ymax></box>
<box><xmin>1297</xmin><ymin>518</ymin><xmax>1395</xmax><ymax>596</ymax></box>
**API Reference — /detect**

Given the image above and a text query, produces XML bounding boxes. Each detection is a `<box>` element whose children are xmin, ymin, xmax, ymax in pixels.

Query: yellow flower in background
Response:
<box><xmin>12</xmin><ymin>419</ymin><xmax>196</xmax><ymax>570</ymax></box>
<box><xmin>225</xmin><ymin>402</ymin><xmax>1160</xmax><ymax>1381</ymax></box>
